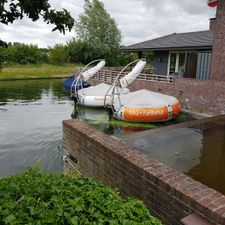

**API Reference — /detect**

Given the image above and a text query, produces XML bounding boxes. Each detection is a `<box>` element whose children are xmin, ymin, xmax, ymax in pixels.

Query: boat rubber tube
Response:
<box><xmin>81</xmin><ymin>60</ymin><xmax>106</xmax><ymax>81</ymax></box>
<box><xmin>116</xmin><ymin>103</ymin><xmax>181</xmax><ymax>122</ymax></box>
<box><xmin>119</xmin><ymin>60</ymin><xmax>146</xmax><ymax>88</ymax></box>
<box><xmin>113</xmin><ymin>89</ymin><xmax>181</xmax><ymax>123</ymax></box>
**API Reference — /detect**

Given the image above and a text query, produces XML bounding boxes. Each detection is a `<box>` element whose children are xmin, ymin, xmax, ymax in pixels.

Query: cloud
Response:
<box><xmin>0</xmin><ymin>0</ymin><xmax>216</xmax><ymax>47</ymax></box>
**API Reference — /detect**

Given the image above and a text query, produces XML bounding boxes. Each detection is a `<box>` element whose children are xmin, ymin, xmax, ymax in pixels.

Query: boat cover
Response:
<box><xmin>81</xmin><ymin>60</ymin><xmax>106</xmax><ymax>81</ymax></box>
<box><xmin>63</xmin><ymin>76</ymin><xmax>91</xmax><ymax>91</ymax></box>
<box><xmin>114</xmin><ymin>89</ymin><xmax>178</xmax><ymax>111</ymax></box>
<box><xmin>119</xmin><ymin>60</ymin><xmax>146</xmax><ymax>88</ymax></box>
<box><xmin>78</xmin><ymin>83</ymin><xmax>129</xmax><ymax>96</ymax></box>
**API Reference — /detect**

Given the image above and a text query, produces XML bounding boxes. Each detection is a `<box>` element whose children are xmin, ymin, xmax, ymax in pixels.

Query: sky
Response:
<box><xmin>0</xmin><ymin>0</ymin><xmax>217</xmax><ymax>48</ymax></box>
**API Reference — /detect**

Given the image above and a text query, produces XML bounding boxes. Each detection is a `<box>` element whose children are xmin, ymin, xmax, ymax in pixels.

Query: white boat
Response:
<box><xmin>76</xmin><ymin>59</ymin><xmax>146</xmax><ymax>107</ymax></box>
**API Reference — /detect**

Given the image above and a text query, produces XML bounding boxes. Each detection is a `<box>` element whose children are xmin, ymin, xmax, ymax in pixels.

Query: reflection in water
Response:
<box><xmin>188</xmin><ymin>123</ymin><xmax>225</xmax><ymax>195</ymax></box>
<box><xmin>125</xmin><ymin>127</ymin><xmax>202</xmax><ymax>173</ymax></box>
<box><xmin>0</xmin><ymin>80</ymin><xmax>73</xmax><ymax>177</ymax></box>
<box><xmin>71</xmin><ymin>106</ymin><xmax>149</xmax><ymax>137</ymax></box>
<box><xmin>0</xmin><ymin>79</ymin><xmax>150</xmax><ymax>177</ymax></box>
<box><xmin>124</xmin><ymin>120</ymin><xmax>225</xmax><ymax>195</ymax></box>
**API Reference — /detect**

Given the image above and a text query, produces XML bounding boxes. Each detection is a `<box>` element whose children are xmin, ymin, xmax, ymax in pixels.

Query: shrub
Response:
<box><xmin>0</xmin><ymin>47</ymin><xmax>5</xmax><ymax>71</ymax></box>
<box><xmin>48</xmin><ymin>44</ymin><xmax>68</xmax><ymax>64</ymax></box>
<box><xmin>0</xmin><ymin>167</ymin><xmax>162</xmax><ymax>225</ymax></box>
<box><xmin>6</xmin><ymin>43</ymin><xmax>44</xmax><ymax>64</ymax></box>
<box><xmin>115</xmin><ymin>51</ymin><xmax>138</xmax><ymax>66</ymax></box>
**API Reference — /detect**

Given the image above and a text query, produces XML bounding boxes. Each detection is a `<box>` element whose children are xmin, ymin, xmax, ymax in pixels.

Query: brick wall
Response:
<box><xmin>210</xmin><ymin>18</ymin><xmax>216</xmax><ymax>31</ymax></box>
<box><xmin>63</xmin><ymin>120</ymin><xmax>225</xmax><ymax>225</ymax></box>
<box><xmin>130</xmin><ymin>78</ymin><xmax>225</xmax><ymax>115</ymax></box>
<box><xmin>89</xmin><ymin>77</ymin><xmax>225</xmax><ymax>115</ymax></box>
<box><xmin>210</xmin><ymin>0</ymin><xmax>225</xmax><ymax>80</ymax></box>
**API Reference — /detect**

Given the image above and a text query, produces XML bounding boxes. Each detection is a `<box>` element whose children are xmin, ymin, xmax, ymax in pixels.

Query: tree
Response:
<box><xmin>6</xmin><ymin>43</ymin><xmax>44</xmax><ymax>64</ymax></box>
<box><xmin>48</xmin><ymin>44</ymin><xmax>68</xmax><ymax>64</ymax></box>
<box><xmin>74</xmin><ymin>0</ymin><xmax>121</xmax><ymax>65</ymax></box>
<box><xmin>0</xmin><ymin>0</ymin><xmax>74</xmax><ymax>34</ymax></box>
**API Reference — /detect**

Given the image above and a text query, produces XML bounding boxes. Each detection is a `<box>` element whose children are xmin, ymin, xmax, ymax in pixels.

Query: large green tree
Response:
<box><xmin>74</xmin><ymin>0</ymin><xmax>121</xmax><ymax>65</ymax></box>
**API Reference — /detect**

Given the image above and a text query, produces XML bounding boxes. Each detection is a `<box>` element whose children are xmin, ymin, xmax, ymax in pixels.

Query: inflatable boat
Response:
<box><xmin>111</xmin><ymin>89</ymin><xmax>181</xmax><ymax>123</ymax></box>
<box><xmin>76</xmin><ymin>59</ymin><xmax>146</xmax><ymax>107</ymax></box>
<box><xmin>63</xmin><ymin>59</ymin><xmax>106</xmax><ymax>94</ymax></box>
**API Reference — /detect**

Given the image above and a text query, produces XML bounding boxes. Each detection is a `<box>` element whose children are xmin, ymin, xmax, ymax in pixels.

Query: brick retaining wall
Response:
<box><xmin>63</xmin><ymin>120</ymin><xmax>225</xmax><ymax>225</ymax></box>
<box><xmin>89</xmin><ymin>77</ymin><xmax>225</xmax><ymax>115</ymax></box>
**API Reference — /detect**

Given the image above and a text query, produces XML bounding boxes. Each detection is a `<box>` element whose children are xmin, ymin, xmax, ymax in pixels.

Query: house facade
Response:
<box><xmin>123</xmin><ymin>30</ymin><xmax>214</xmax><ymax>80</ymax></box>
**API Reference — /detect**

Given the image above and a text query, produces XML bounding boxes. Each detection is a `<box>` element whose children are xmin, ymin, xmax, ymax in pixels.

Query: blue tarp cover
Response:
<box><xmin>63</xmin><ymin>75</ymin><xmax>91</xmax><ymax>91</ymax></box>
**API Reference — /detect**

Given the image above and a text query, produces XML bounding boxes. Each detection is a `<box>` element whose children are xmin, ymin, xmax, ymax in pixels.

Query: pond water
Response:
<box><xmin>124</xmin><ymin>119</ymin><xmax>225</xmax><ymax>195</ymax></box>
<box><xmin>0</xmin><ymin>80</ymin><xmax>71</xmax><ymax>176</ymax></box>
<box><xmin>2</xmin><ymin>79</ymin><xmax>224</xmax><ymax>195</ymax></box>
<box><xmin>0</xmin><ymin>79</ymin><xmax>193</xmax><ymax>177</ymax></box>
<box><xmin>0</xmin><ymin>79</ymin><xmax>159</xmax><ymax>176</ymax></box>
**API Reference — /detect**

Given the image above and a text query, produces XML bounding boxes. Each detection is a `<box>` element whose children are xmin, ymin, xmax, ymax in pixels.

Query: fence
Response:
<box><xmin>76</xmin><ymin>67</ymin><xmax>175</xmax><ymax>84</ymax></box>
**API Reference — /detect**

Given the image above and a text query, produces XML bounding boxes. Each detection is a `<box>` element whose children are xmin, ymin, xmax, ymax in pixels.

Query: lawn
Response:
<box><xmin>0</xmin><ymin>64</ymin><xmax>82</xmax><ymax>80</ymax></box>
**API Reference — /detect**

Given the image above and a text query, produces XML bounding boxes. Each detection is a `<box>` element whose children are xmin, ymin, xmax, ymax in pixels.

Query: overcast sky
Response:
<box><xmin>0</xmin><ymin>0</ymin><xmax>216</xmax><ymax>48</ymax></box>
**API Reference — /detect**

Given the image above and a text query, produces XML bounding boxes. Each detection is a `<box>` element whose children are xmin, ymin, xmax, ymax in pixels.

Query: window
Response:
<box><xmin>169</xmin><ymin>53</ymin><xmax>176</xmax><ymax>74</ymax></box>
<box><xmin>168</xmin><ymin>52</ymin><xmax>186</xmax><ymax>75</ymax></box>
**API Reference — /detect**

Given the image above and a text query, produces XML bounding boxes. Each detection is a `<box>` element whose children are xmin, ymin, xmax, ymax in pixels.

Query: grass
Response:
<box><xmin>0</xmin><ymin>63</ymin><xmax>82</xmax><ymax>80</ymax></box>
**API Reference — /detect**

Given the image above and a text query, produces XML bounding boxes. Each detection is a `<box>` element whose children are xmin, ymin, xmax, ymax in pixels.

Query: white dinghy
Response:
<box><xmin>76</xmin><ymin>59</ymin><xmax>146</xmax><ymax>107</ymax></box>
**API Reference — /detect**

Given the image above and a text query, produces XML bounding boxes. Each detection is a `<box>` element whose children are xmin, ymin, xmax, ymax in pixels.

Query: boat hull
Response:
<box><xmin>78</xmin><ymin>95</ymin><xmax>112</xmax><ymax>107</ymax></box>
<box><xmin>113</xmin><ymin>89</ymin><xmax>181</xmax><ymax>123</ymax></box>
<box><xmin>77</xmin><ymin>83</ymin><xmax>130</xmax><ymax>107</ymax></box>
<box><xmin>114</xmin><ymin>102</ymin><xmax>181</xmax><ymax>122</ymax></box>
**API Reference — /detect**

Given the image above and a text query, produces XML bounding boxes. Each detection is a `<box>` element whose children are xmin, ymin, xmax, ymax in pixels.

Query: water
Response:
<box><xmin>0</xmin><ymin>80</ymin><xmax>72</xmax><ymax>176</ymax></box>
<box><xmin>0</xmin><ymin>79</ymin><xmax>156</xmax><ymax>177</ymax></box>
<box><xmin>124</xmin><ymin>120</ymin><xmax>225</xmax><ymax>195</ymax></box>
<box><xmin>1</xmin><ymin>79</ymin><xmax>205</xmax><ymax>191</ymax></box>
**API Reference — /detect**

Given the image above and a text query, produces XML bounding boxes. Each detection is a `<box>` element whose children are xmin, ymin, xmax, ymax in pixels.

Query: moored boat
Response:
<box><xmin>76</xmin><ymin>59</ymin><xmax>147</xmax><ymax>107</ymax></box>
<box><xmin>111</xmin><ymin>89</ymin><xmax>181</xmax><ymax>123</ymax></box>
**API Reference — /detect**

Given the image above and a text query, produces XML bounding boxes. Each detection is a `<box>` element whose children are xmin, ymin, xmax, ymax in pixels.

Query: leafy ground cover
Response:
<box><xmin>0</xmin><ymin>64</ymin><xmax>81</xmax><ymax>80</ymax></box>
<box><xmin>0</xmin><ymin>167</ymin><xmax>162</xmax><ymax>225</ymax></box>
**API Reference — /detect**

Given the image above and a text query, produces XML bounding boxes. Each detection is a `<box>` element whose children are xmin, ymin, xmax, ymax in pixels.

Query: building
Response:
<box><xmin>123</xmin><ymin>0</ymin><xmax>225</xmax><ymax>81</ymax></box>
<box><xmin>123</xmin><ymin>30</ymin><xmax>213</xmax><ymax>80</ymax></box>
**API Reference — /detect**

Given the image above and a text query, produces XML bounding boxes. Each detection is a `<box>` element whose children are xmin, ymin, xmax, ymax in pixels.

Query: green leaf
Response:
<box><xmin>5</xmin><ymin>214</ymin><xmax>16</xmax><ymax>224</ymax></box>
<box><xmin>70</xmin><ymin>217</ymin><xmax>78</xmax><ymax>225</ymax></box>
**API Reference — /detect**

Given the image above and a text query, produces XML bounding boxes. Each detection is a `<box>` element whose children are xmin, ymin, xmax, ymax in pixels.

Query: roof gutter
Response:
<box><xmin>121</xmin><ymin>46</ymin><xmax>213</xmax><ymax>52</ymax></box>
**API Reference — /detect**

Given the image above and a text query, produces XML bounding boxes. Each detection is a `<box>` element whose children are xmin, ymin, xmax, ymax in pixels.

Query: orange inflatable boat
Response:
<box><xmin>112</xmin><ymin>89</ymin><xmax>181</xmax><ymax>123</ymax></box>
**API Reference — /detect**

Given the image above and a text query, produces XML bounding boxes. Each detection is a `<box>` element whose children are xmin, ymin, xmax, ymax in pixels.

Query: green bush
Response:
<box><xmin>6</xmin><ymin>43</ymin><xmax>44</xmax><ymax>64</ymax></box>
<box><xmin>48</xmin><ymin>44</ymin><xmax>68</xmax><ymax>64</ymax></box>
<box><xmin>115</xmin><ymin>51</ymin><xmax>138</xmax><ymax>66</ymax></box>
<box><xmin>0</xmin><ymin>167</ymin><xmax>162</xmax><ymax>225</ymax></box>
<box><xmin>0</xmin><ymin>47</ymin><xmax>5</xmax><ymax>71</ymax></box>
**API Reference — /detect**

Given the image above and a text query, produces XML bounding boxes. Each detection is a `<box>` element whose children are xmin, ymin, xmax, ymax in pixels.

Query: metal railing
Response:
<box><xmin>76</xmin><ymin>67</ymin><xmax>175</xmax><ymax>84</ymax></box>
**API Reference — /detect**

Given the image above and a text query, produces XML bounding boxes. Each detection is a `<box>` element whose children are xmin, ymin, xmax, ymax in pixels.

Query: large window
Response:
<box><xmin>168</xmin><ymin>52</ymin><xmax>185</xmax><ymax>75</ymax></box>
